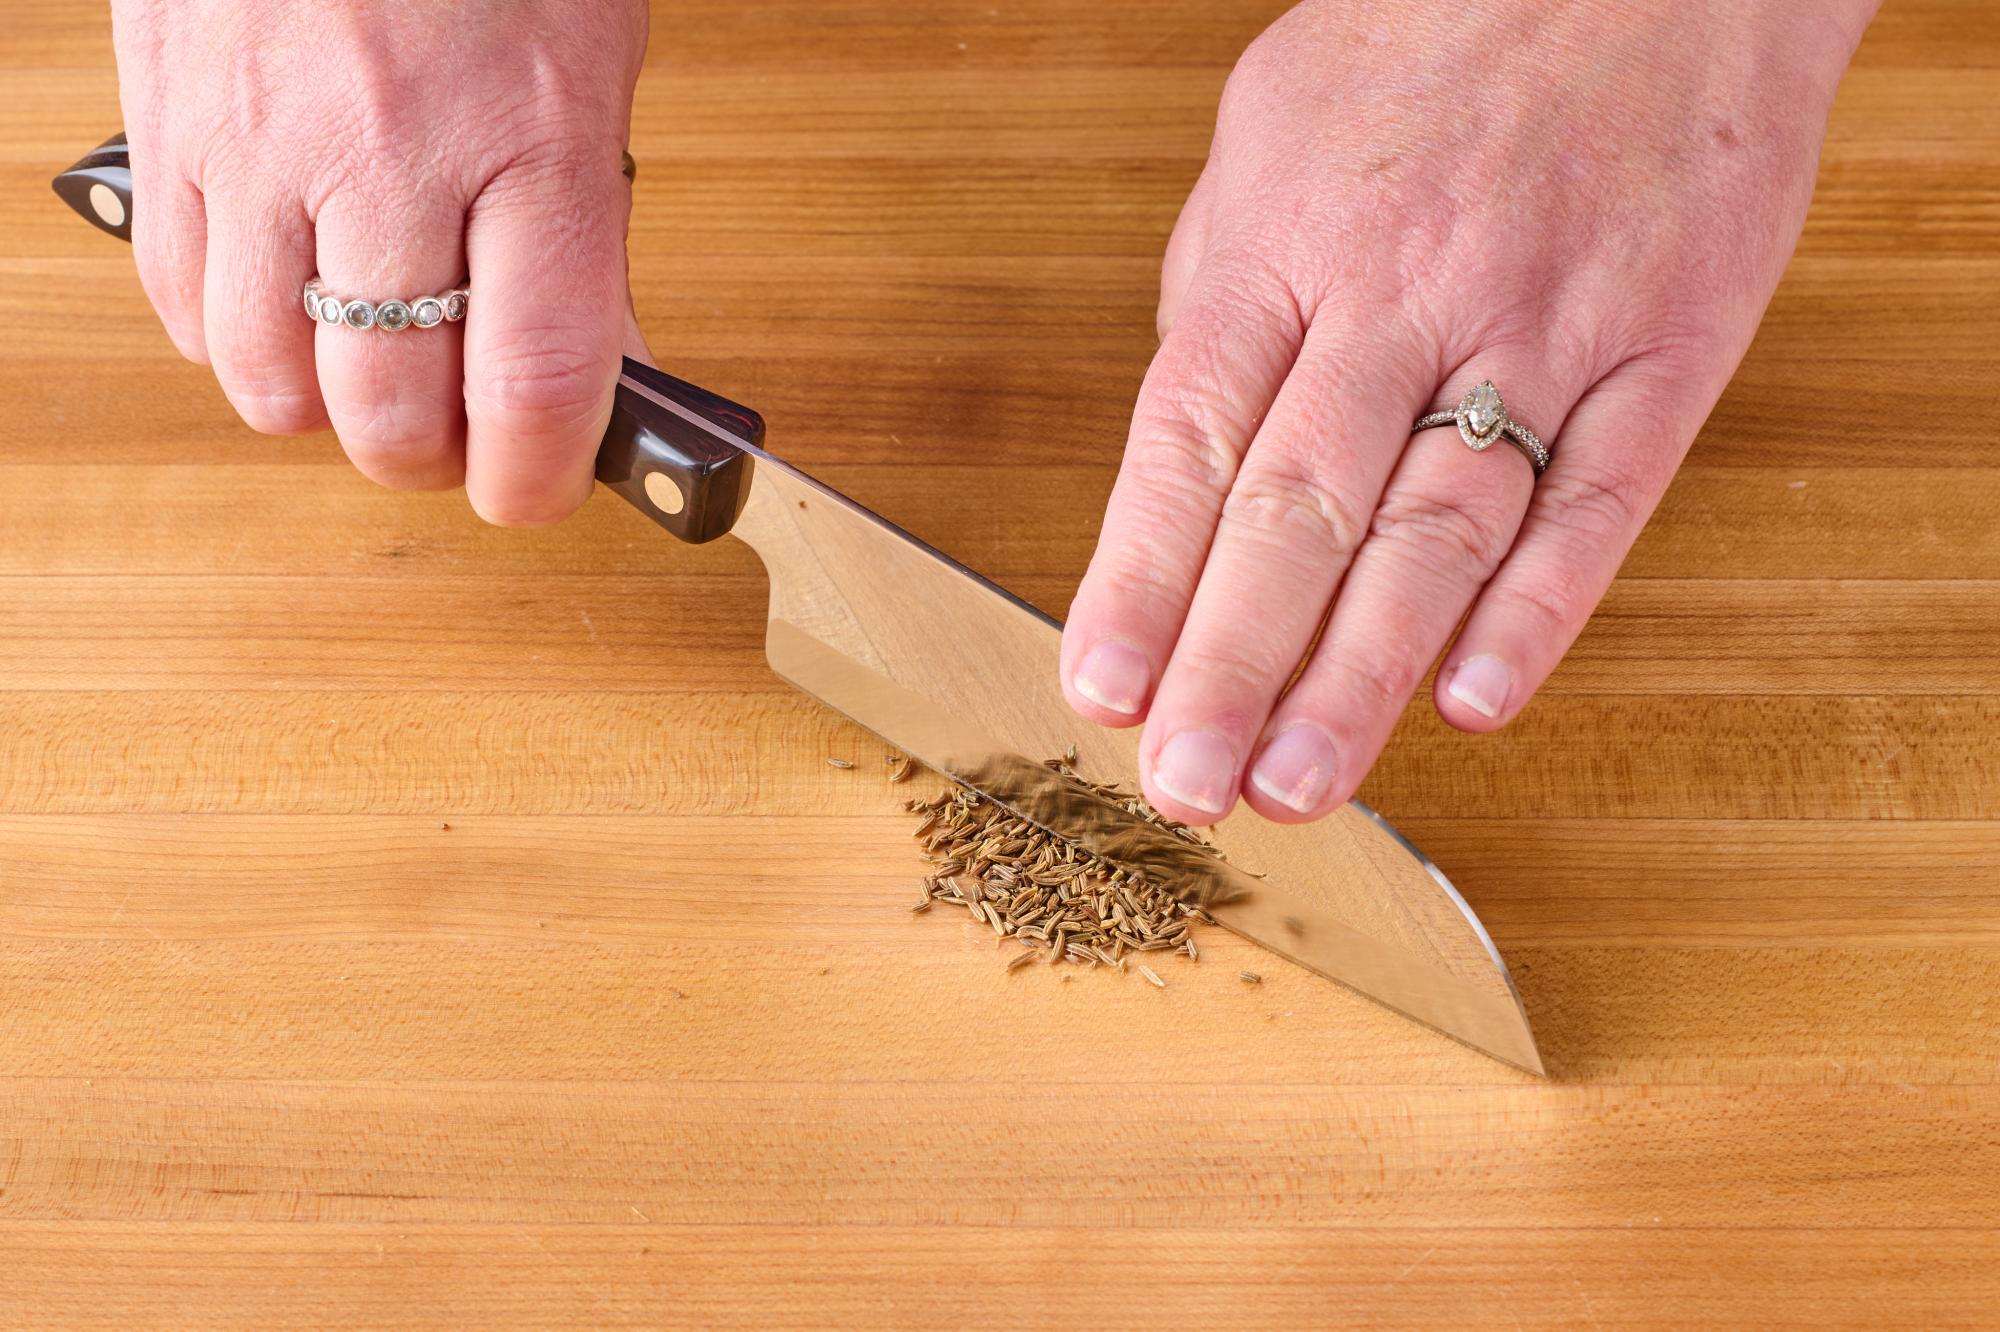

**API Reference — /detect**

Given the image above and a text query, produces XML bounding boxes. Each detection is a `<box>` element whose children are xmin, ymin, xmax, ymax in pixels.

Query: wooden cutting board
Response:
<box><xmin>1</xmin><ymin>1</ymin><xmax>1996</xmax><ymax>1325</ymax></box>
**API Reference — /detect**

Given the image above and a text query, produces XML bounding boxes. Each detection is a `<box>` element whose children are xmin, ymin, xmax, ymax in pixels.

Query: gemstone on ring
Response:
<box><xmin>319</xmin><ymin>296</ymin><xmax>344</xmax><ymax>327</ymax></box>
<box><xmin>375</xmin><ymin>299</ymin><xmax>412</xmax><ymax>332</ymax></box>
<box><xmin>1461</xmin><ymin>381</ymin><xmax>1505</xmax><ymax>441</ymax></box>
<box><xmin>304</xmin><ymin>287</ymin><xmax>320</xmax><ymax>320</ymax></box>
<box><xmin>443</xmin><ymin>290</ymin><xmax>468</xmax><ymax>322</ymax></box>
<box><xmin>342</xmin><ymin>300</ymin><xmax>376</xmax><ymax>330</ymax></box>
<box><xmin>410</xmin><ymin>296</ymin><xmax>445</xmax><ymax>328</ymax></box>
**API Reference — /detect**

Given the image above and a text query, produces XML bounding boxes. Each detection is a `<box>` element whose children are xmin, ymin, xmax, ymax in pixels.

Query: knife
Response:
<box><xmin>55</xmin><ymin>134</ymin><xmax>1542</xmax><ymax>1074</ymax></box>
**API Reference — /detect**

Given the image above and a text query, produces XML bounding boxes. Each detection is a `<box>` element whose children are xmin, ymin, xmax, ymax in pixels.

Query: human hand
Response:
<box><xmin>1061</xmin><ymin>0</ymin><xmax>1878</xmax><ymax>824</ymax></box>
<box><xmin>111</xmin><ymin>0</ymin><xmax>648</xmax><ymax>523</ymax></box>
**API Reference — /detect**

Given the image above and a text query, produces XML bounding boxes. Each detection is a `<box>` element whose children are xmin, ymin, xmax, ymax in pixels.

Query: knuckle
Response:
<box><xmin>1321</xmin><ymin>639</ymin><xmax>1427</xmax><ymax>717</ymax></box>
<box><xmin>468</xmin><ymin>331</ymin><xmax>614</xmax><ymax>437</ymax></box>
<box><xmin>1538</xmin><ymin>460</ymin><xmax>1652</xmax><ymax>549</ymax></box>
<box><xmin>1496</xmin><ymin>553</ymin><xmax>1604</xmax><ymax>642</ymax></box>
<box><xmin>336</xmin><ymin>393</ymin><xmax>460</xmax><ymax>479</ymax></box>
<box><xmin>1128</xmin><ymin>407</ymin><xmax>1240</xmax><ymax>500</ymax></box>
<box><xmin>227</xmin><ymin>384</ymin><xmax>323</xmax><ymax>435</ymax></box>
<box><xmin>1498</xmin><ymin>574</ymin><xmax>1586</xmax><ymax>644</ymax></box>
<box><xmin>1165</xmin><ymin>640</ymin><xmax>1288</xmax><ymax>720</ymax></box>
<box><xmin>1219</xmin><ymin>455</ymin><xmax>1368</xmax><ymax>557</ymax></box>
<box><xmin>1091</xmin><ymin>544</ymin><xmax>1192</xmax><ymax>621</ymax></box>
<box><xmin>1370</xmin><ymin>487</ymin><xmax>1513</xmax><ymax>571</ymax></box>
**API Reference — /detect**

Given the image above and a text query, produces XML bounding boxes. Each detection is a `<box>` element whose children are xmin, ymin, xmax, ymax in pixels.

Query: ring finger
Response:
<box><xmin>313</xmin><ymin>181</ymin><xmax>469</xmax><ymax>491</ymax></box>
<box><xmin>1241</xmin><ymin>357</ymin><xmax>1582</xmax><ymax>821</ymax></box>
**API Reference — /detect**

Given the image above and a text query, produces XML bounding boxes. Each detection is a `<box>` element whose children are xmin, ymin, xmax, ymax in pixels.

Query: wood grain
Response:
<box><xmin>3</xmin><ymin>0</ymin><xmax>1998</xmax><ymax>1325</ymax></box>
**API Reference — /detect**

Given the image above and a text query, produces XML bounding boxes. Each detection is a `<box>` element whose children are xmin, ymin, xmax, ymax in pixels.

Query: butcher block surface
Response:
<box><xmin>1</xmin><ymin>1</ymin><xmax>1997</xmax><ymax>1325</ymax></box>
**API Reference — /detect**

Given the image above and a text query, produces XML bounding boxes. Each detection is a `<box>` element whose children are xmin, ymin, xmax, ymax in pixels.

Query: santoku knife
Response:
<box><xmin>55</xmin><ymin>134</ymin><xmax>1542</xmax><ymax>1074</ymax></box>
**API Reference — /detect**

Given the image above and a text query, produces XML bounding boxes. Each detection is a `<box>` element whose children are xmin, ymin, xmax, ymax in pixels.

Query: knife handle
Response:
<box><xmin>53</xmin><ymin>133</ymin><xmax>133</xmax><ymax>240</ymax></box>
<box><xmin>53</xmin><ymin>133</ymin><xmax>762</xmax><ymax>546</ymax></box>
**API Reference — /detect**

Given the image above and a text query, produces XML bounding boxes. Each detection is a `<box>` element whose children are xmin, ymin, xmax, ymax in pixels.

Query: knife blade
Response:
<box><xmin>55</xmin><ymin>135</ymin><xmax>1542</xmax><ymax>1074</ymax></box>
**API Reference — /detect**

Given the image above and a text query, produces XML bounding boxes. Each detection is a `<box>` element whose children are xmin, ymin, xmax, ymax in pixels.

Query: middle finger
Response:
<box><xmin>313</xmin><ymin>181</ymin><xmax>469</xmax><ymax>491</ymax></box>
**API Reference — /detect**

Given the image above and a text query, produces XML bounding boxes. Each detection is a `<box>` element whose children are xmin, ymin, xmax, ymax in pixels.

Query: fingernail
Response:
<box><xmin>1249</xmin><ymin>723</ymin><xmax>1339</xmax><ymax>815</ymax></box>
<box><xmin>1073</xmin><ymin>639</ymin><xmax>1150</xmax><ymax>716</ymax></box>
<box><xmin>1151</xmin><ymin>728</ymin><xmax>1237</xmax><ymax>815</ymax></box>
<box><xmin>1447</xmin><ymin>653</ymin><xmax>1512</xmax><ymax>719</ymax></box>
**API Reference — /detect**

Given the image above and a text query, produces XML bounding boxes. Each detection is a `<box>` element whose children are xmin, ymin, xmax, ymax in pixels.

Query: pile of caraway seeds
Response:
<box><xmin>899</xmin><ymin>754</ymin><xmax>1262</xmax><ymax>987</ymax></box>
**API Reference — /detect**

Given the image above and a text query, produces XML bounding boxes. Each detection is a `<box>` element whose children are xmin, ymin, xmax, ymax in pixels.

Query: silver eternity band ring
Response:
<box><xmin>303</xmin><ymin>277</ymin><xmax>469</xmax><ymax>332</ymax></box>
<box><xmin>1413</xmin><ymin>380</ymin><xmax>1550</xmax><ymax>475</ymax></box>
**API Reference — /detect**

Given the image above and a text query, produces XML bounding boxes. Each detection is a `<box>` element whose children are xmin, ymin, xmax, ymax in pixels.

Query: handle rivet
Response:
<box><xmin>88</xmin><ymin>182</ymin><xmax>125</xmax><ymax>227</ymax></box>
<box><xmin>643</xmin><ymin>470</ymin><xmax>685</xmax><ymax>516</ymax></box>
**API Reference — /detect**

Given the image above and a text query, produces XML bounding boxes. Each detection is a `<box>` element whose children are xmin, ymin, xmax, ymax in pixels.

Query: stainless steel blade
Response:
<box><xmin>709</xmin><ymin>435</ymin><xmax>1543</xmax><ymax>1074</ymax></box>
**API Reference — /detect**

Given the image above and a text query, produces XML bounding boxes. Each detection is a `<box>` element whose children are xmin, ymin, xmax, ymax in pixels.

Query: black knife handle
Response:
<box><xmin>52</xmin><ymin>132</ymin><xmax>133</xmax><ymax>240</ymax></box>
<box><xmin>52</xmin><ymin>133</ymin><xmax>761</xmax><ymax>546</ymax></box>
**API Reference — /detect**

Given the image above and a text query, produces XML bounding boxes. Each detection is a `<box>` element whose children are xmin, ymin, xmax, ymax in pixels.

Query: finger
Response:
<box><xmin>201</xmin><ymin>192</ymin><xmax>325</xmax><ymax>435</ymax></box>
<box><xmin>1061</xmin><ymin>255</ymin><xmax>1308</xmax><ymax>732</ymax></box>
<box><xmin>1242</xmin><ymin>360</ymin><xmax>1575</xmax><ymax>822</ymax></box>
<box><xmin>128</xmin><ymin>145</ymin><xmax>208</xmax><ymax>363</ymax></box>
<box><xmin>621</xmin><ymin>295</ymin><xmax>654</xmax><ymax>367</ymax></box>
<box><xmin>1157</xmin><ymin>164</ymin><xmax>1216</xmax><ymax>340</ymax></box>
<box><xmin>313</xmin><ymin>183</ymin><xmax>469</xmax><ymax>491</ymax></box>
<box><xmin>461</xmin><ymin>152</ymin><xmax>632</xmax><ymax>526</ymax></box>
<box><xmin>1434</xmin><ymin>361</ymin><xmax>1708</xmax><ymax>732</ymax></box>
<box><xmin>1133</xmin><ymin>318</ymin><xmax>1433</xmax><ymax>823</ymax></box>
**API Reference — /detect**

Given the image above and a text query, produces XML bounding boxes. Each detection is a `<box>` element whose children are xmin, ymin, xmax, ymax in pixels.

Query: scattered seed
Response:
<box><xmin>1138</xmin><ymin>965</ymin><xmax>1166</xmax><ymax>990</ymax></box>
<box><xmin>910</xmin><ymin>899</ymin><xmax>933</xmax><ymax>913</ymax></box>
<box><xmin>889</xmin><ymin>756</ymin><xmax>917</xmax><ymax>784</ymax></box>
<box><xmin>1238</xmin><ymin>970</ymin><xmax>1262</xmax><ymax>984</ymax></box>
<box><xmin>1006</xmin><ymin>948</ymin><xmax>1039</xmax><ymax>972</ymax></box>
<box><xmin>827</xmin><ymin>757</ymin><xmax>855</xmax><ymax>769</ymax></box>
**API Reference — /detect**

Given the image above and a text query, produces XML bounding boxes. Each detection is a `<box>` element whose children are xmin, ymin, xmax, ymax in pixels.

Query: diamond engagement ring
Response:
<box><xmin>1413</xmin><ymin>380</ymin><xmax>1549</xmax><ymax>475</ymax></box>
<box><xmin>303</xmin><ymin>277</ymin><xmax>469</xmax><ymax>332</ymax></box>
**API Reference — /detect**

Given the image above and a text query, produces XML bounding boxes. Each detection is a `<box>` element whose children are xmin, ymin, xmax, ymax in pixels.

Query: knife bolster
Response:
<box><xmin>597</xmin><ymin>359</ymin><xmax>761</xmax><ymax>544</ymax></box>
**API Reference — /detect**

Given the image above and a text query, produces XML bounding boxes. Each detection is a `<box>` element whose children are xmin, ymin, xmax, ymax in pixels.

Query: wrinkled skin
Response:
<box><xmin>115</xmin><ymin>0</ymin><xmax>1880</xmax><ymax>826</ymax></box>
<box><xmin>112</xmin><ymin>0</ymin><xmax>650</xmax><ymax>524</ymax></box>
<box><xmin>1060</xmin><ymin>0</ymin><xmax>1879</xmax><ymax>824</ymax></box>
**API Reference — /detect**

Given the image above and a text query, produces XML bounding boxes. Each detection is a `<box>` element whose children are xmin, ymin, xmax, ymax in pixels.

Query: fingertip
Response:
<box><xmin>1436</xmin><ymin>652</ymin><xmax>1517</xmax><ymax>732</ymax></box>
<box><xmin>227</xmin><ymin>388</ymin><xmax>331</xmax><ymax>437</ymax></box>
<box><xmin>467</xmin><ymin>471</ymin><xmax>596</xmax><ymax>528</ymax></box>
<box><xmin>1143</xmin><ymin>724</ymin><xmax>1239</xmax><ymax>827</ymax></box>
<box><xmin>1242</xmin><ymin>721</ymin><xmax>1343</xmax><ymax>823</ymax></box>
<box><xmin>1065</xmin><ymin>635</ymin><xmax>1154</xmax><ymax>725</ymax></box>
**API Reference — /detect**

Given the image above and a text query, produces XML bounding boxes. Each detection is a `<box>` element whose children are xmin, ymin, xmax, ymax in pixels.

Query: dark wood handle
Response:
<box><xmin>52</xmin><ymin>132</ymin><xmax>763</xmax><ymax>545</ymax></box>
<box><xmin>51</xmin><ymin>133</ymin><xmax>132</xmax><ymax>240</ymax></box>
